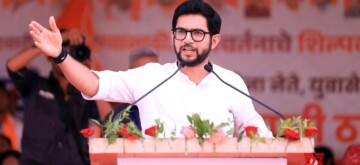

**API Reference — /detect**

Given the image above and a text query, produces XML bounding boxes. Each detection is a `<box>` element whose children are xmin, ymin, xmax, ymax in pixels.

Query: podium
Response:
<box><xmin>89</xmin><ymin>137</ymin><xmax>315</xmax><ymax>165</ymax></box>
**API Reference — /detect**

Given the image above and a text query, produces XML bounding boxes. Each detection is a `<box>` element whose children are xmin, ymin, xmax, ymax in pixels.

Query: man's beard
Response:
<box><xmin>174</xmin><ymin>40</ymin><xmax>212</xmax><ymax>67</ymax></box>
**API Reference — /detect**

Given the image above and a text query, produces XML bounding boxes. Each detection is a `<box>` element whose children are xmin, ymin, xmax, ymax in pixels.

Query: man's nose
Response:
<box><xmin>183</xmin><ymin>31</ymin><xmax>194</xmax><ymax>43</ymax></box>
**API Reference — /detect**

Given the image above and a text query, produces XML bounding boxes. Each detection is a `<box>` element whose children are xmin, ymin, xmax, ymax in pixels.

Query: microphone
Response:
<box><xmin>204</xmin><ymin>63</ymin><xmax>285</xmax><ymax>120</ymax></box>
<box><xmin>113</xmin><ymin>61</ymin><xmax>187</xmax><ymax>122</ymax></box>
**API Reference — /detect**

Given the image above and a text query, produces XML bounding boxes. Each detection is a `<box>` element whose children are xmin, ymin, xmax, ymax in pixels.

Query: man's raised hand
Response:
<box><xmin>29</xmin><ymin>16</ymin><xmax>62</xmax><ymax>58</ymax></box>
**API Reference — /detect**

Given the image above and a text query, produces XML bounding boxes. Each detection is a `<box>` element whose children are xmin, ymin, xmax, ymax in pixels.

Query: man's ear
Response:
<box><xmin>171</xmin><ymin>31</ymin><xmax>175</xmax><ymax>43</ymax></box>
<box><xmin>211</xmin><ymin>34</ymin><xmax>221</xmax><ymax>49</ymax></box>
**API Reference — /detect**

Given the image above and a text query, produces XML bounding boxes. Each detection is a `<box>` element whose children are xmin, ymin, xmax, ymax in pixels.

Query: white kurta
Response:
<box><xmin>83</xmin><ymin>62</ymin><xmax>273</xmax><ymax>138</ymax></box>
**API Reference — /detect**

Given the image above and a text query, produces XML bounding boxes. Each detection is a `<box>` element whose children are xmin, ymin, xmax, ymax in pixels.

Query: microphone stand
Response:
<box><xmin>204</xmin><ymin>64</ymin><xmax>285</xmax><ymax>120</ymax></box>
<box><xmin>112</xmin><ymin>62</ymin><xmax>186</xmax><ymax>122</ymax></box>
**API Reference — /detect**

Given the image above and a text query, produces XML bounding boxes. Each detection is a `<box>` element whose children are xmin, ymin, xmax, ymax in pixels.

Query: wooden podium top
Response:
<box><xmin>89</xmin><ymin>137</ymin><xmax>315</xmax><ymax>165</ymax></box>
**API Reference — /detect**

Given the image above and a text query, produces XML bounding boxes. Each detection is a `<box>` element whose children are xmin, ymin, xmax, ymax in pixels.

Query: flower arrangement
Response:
<box><xmin>90</xmin><ymin>105</ymin><xmax>143</xmax><ymax>144</ymax></box>
<box><xmin>276</xmin><ymin>116</ymin><xmax>318</xmax><ymax>140</ymax></box>
<box><xmin>80</xmin><ymin>107</ymin><xmax>318</xmax><ymax>153</ymax></box>
<box><xmin>178</xmin><ymin>113</ymin><xmax>234</xmax><ymax>152</ymax></box>
<box><xmin>181</xmin><ymin>113</ymin><xmax>232</xmax><ymax>145</ymax></box>
<box><xmin>275</xmin><ymin>116</ymin><xmax>318</xmax><ymax>152</ymax></box>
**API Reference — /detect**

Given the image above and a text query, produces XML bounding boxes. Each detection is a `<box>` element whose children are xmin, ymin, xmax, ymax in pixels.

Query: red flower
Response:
<box><xmin>116</xmin><ymin>130</ymin><xmax>124</xmax><ymax>136</ymax></box>
<box><xmin>245</xmin><ymin>126</ymin><xmax>258</xmax><ymax>137</ymax></box>
<box><xmin>80</xmin><ymin>128</ymin><xmax>95</xmax><ymax>138</ymax></box>
<box><xmin>116</xmin><ymin>125</ymin><xmax>138</xmax><ymax>140</ymax></box>
<box><xmin>284</xmin><ymin>128</ymin><xmax>299</xmax><ymax>140</ymax></box>
<box><xmin>127</xmin><ymin>134</ymin><xmax>138</xmax><ymax>140</ymax></box>
<box><xmin>145</xmin><ymin>125</ymin><xmax>159</xmax><ymax>137</ymax></box>
<box><xmin>116</xmin><ymin>125</ymin><xmax>129</xmax><ymax>137</ymax></box>
<box><xmin>305</xmin><ymin>127</ymin><xmax>318</xmax><ymax>137</ymax></box>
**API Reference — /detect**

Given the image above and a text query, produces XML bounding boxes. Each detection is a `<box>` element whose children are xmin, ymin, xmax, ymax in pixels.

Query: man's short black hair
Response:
<box><xmin>172</xmin><ymin>0</ymin><xmax>221</xmax><ymax>35</ymax></box>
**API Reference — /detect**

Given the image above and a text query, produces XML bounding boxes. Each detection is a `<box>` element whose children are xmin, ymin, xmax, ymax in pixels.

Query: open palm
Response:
<box><xmin>29</xmin><ymin>16</ymin><xmax>63</xmax><ymax>58</ymax></box>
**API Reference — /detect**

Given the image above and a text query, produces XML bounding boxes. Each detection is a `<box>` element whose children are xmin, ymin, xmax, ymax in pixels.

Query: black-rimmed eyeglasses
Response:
<box><xmin>172</xmin><ymin>28</ymin><xmax>212</xmax><ymax>42</ymax></box>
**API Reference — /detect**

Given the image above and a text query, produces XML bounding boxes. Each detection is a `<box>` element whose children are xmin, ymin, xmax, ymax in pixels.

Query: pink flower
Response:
<box><xmin>210</xmin><ymin>128</ymin><xmax>226</xmax><ymax>144</ymax></box>
<box><xmin>180</xmin><ymin>126</ymin><xmax>195</xmax><ymax>139</ymax></box>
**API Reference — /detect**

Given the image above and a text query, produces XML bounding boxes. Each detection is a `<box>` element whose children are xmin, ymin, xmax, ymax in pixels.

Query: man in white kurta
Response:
<box><xmin>84</xmin><ymin>62</ymin><xmax>273</xmax><ymax>138</ymax></box>
<box><xmin>28</xmin><ymin>0</ymin><xmax>274</xmax><ymax>139</ymax></box>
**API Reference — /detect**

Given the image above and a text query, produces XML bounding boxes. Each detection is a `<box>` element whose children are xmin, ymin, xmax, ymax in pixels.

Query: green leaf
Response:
<box><xmin>187</xmin><ymin>115</ymin><xmax>193</xmax><ymax>125</ymax></box>
<box><xmin>107</xmin><ymin>133</ymin><xmax>118</xmax><ymax>145</ymax></box>
<box><xmin>217</xmin><ymin>122</ymin><xmax>228</xmax><ymax>128</ymax></box>
<box><xmin>226</xmin><ymin>128</ymin><xmax>234</xmax><ymax>136</ymax></box>
<box><xmin>155</xmin><ymin>119</ymin><xmax>161</xmax><ymax>125</ymax></box>
<box><xmin>107</xmin><ymin>110</ymin><xmax>115</xmax><ymax>122</ymax></box>
<box><xmin>237</xmin><ymin>130</ymin><xmax>244</xmax><ymax>142</ymax></box>
<box><xmin>91</xmin><ymin>119</ymin><xmax>102</xmax><ymax>126</ymax></box>
<box><xmin>171</xmin><ymin>128</ymin><xmax>176</xmax><ymax>141</ymax></box>
<box><xmin>259</xmin><ymin>137</ymin><xmax>266</xmax><ymax>143</ymax></box>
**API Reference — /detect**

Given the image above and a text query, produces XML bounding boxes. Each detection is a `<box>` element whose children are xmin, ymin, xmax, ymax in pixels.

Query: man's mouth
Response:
<box><xmin>181</xmin><ymin>46</ymin><xmax>195</xmax><ymax>53</ymax></box>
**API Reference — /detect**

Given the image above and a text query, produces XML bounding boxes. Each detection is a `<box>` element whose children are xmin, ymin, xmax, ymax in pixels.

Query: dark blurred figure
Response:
<box><xmin>0</xmin><ymin>83</ymin><xmax>22</xmax><ymax>152</ymax></box>
<box><xmin>0</xmin><ymin>150</ymin><xmax>20</xmax><ymax>165</ymax></box>
<box><xmin>315</xmin><ymin>145</ymin><xmax>335</xmax><ymax>165</ymax></box>
<box><xmin>108</xmin><ymin>47</ymin><xmax>159</xmax><ymax>131</ymax></box>
<box><xmin>6</xmin><ymin>29</ymin><xmax>111</xmax><ymax>165</ymax></box>
<box><xmin>129</xmin><ymin>47</ymin><xmax>159</xmax><ymax>69</ymax></box>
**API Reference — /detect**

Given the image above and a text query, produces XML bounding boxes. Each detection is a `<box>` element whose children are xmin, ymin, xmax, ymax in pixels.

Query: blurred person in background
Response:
<box><xmin>6</xmin><ymin>29</ymin><xmax>112</xmax><ymax>165</ymax></box>
<box><xmin>129</xmin><ymin>47</ymin><xmax>159</xmax><ymax>69</ymax></box>
<box><xmin>108</xmin><ymin>47</ymin><xmax>159</xmax><ymax>131</ymax></box>
<box><xmin>315</xmin><ymin>145</ymin><xmax>335</xmax><ymax>165</ymax></box>
<box><xmin>0</xmin><ymin>149</ymin><xmax>21</xmax><ymax>165</ymax></box>
<box><xmin>0</xmin><ymin>83</ymin><xmax>23</xmax><ymax>152</ymax></box>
